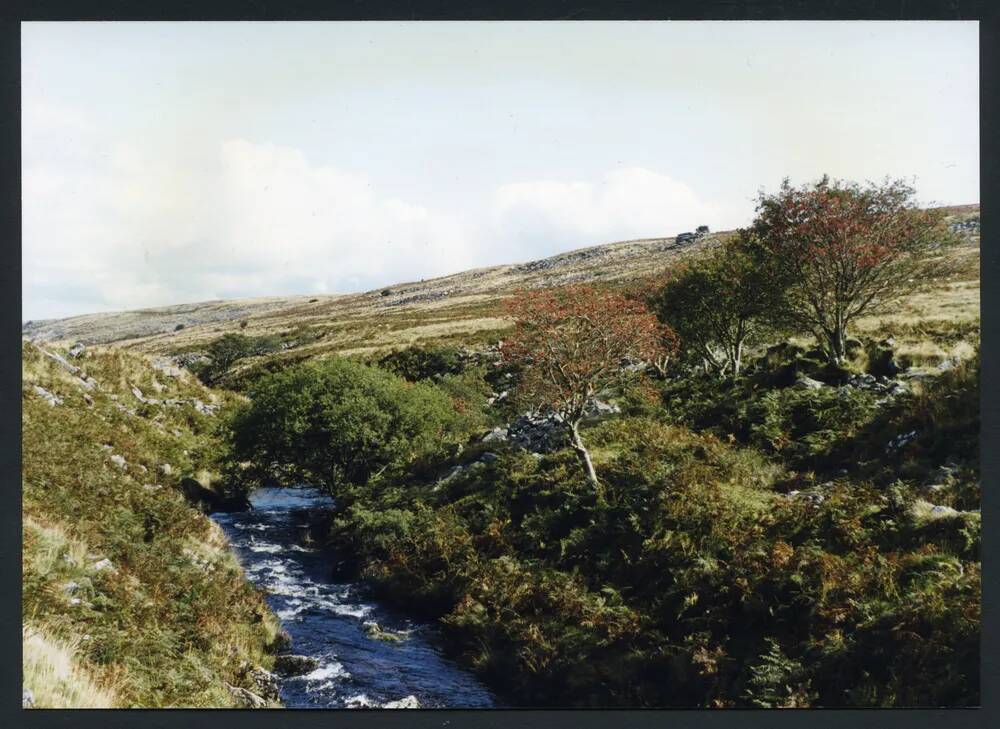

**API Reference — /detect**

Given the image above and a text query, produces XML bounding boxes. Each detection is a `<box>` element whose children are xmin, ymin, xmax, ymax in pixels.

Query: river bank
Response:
<box><xmin>212</xmin><ymin>487</ymin><xmax>498</xmax><ymax>709</ymax></box>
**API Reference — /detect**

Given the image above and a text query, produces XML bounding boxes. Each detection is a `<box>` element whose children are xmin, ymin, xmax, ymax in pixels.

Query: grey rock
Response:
<box><xmin>68</xmin><ymin>343</ymin><xmax>86</xmax><ymax>358</ymax></box>
<box><xmin>110</xmin><ymin>454</ymin><xmax>126</xmax><ymax>469</ymax></box>
<box><xmin>480</xmin><ymin>452</ymin><xmax>499</xmax><ymax>464</ymax></box>
<box><xmin>159</xmin><ymin>463</ymin><xmax>173</xmax><ymax>476</ymax></box>
<box><xmin>38</xmin><ymin>348</ymin><xmax>80</xmax><ymax>375</ymax></box>
<box><xmin>32</xmin><ymin>385</ymin><xmax>63</xmax><ymax>406</ymax></box>
<box><xmin>192</xmin><ymin>399</ymin><xmax>218</xmax><ymax>416</ymax></box>
<box><xmin>242</xmin><ymin>665</ymin><xmax>280</xmax><ymax>703</ymax></box>
<box><xmin>23</xmin><ymin>687</ymin><xmax>34</xmax><ymax>709</ymax></box>
<box><xmin>273</xmin><ymin>654</ymin><xmax>320</xmax><ymax>677</ymax></box>
<box><xmin>794</xmin><ymin>375</ymin><xmax>824</xmax><ymax>390</ymax></box>
<box><xmin>482</xmin><ymin>427</ymin><xmax>509</xmax><ymax>443</ymax></box>
<box><xmin>886</xmin><ymin>430</ymin><xmax>918</xmax><ymax>454</ymax></box>
<box><xmin>585</xmin><ymin>399</ymin><xmax>621</xmax><ymax>417</ymax></box>
<box><xmin>92</xmin><ymin>558</ymin><xmax>115</xmax><ymax>573</ymax></box>
<box><xmin>225</xmin><ymin>683</ymin><xmax>268</xmax><ymax>709</ymax></box>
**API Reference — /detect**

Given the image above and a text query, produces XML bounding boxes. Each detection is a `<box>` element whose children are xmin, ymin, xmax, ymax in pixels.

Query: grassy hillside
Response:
<box><xmin>22</xmin><ymin>341</ymin><xmax>284</xmax><ymax>708</ymax></box>
<box><xmin>216</xmin><ymin>205</ymin><xmax>980</xmax><ymax>707</ymax></box>
<box><xmin>22</xmin><ymin>202</ymin><xmax>980</xmax><ymax>708</ymax></box>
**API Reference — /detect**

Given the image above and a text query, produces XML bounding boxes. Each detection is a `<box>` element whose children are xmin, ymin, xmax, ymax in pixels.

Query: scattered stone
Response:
<box><xmin>225</xmin><ymin>683</ymin><xmax>268</xmax><ymax>709</ymax></box>
<box><xmin>74</xmin><ymin>375</ymin><xmax>98</xmax><ymax>391</ymax></box>
<box><xmin>38</xmin><ymin>348</ymin><xmax>80</xmax><ymax>375</ymax></box>
<box><xmin>482</xmin><ymin>427</ymin><xmax>509</xmax><ymax>443</ymax></box>
<box><xmin>110</xmin><ymin>454</ymin><xmax>127</xmax><ymax>469</ymax></box>
<box><xmin>886</xmin><ymin>430</ymin><xmax>919</xmax><ymax>454</ymax></box>
<box><xmin>363</xmin><ymin>621</ymin><xmax>407</xmax><ymax>643</ymax></box>
<box><xmin>585</xmin><ymin>399</ymin><xmax>621</xmax><ymax>417</ymax></box>
<box><xmin>192</xmin><ymin>399</ymin><xmax>218</xmax><ymax>416</ymax></box>
<box><xmin>383</xmin><ymin>695</ymin><xmax>421</xmax><ymax>709</ymax></box>
<box><xmin>159</xmin><ymin>463</ymin><xmax>173</xmax><ymax>476</ymax></box>
<box><xmin>83</xmin><ymin>393</ymin><xmax>94</xmax><ymax>407</ymax></box>
<box><xmin>92</xmin><ymin>558</ymin><xmax>115</xmax><ymax>573</ymax></box>
<box><xmin>151</xmin><ymin>357</ymin><xmax>184</xmax><ymax>378</ymax></box>
<box><xmin>786</xmin><ymin>490</ymin><xmax>825</xmax><ymax>506</ymax></box>
<box><xmin>32</xmin><ymin>385</ymin><xmax>63</xmax><ymax>406</ymax></box>
<box><xmin>63</xmin><ymin>580</ymin><xmax>80</xmax><ymax>594</ymax></box>
<box><xmin>68</xmin><ymin>343</ymin><xmax>86</xmax><ymax>358</ymax></box>
<box><xmin>23</xmin><ymin>688</ymin><xmax>34</xmax><ymax>709</ymax></box>
<box><xmin>794</xmin><ymin>375</ymin><xmax>824</xmax><ymax>391</ymax></box>
<box><xmin>273</xmin><ymin>654</ymin><xmax>321</xmax><ymax>677</ymax></box>
<box><xmin>236</xmin><ymin>663</ymin><xmax>280</xmax><ymax>703</ymax></box>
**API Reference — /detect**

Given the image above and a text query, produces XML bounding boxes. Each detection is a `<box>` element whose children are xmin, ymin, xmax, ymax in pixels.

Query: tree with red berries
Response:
<box><xmin>751</xmin><ymin>177</ymin><xmax>954</xmax><ymax>364</ymax></box>
<box><xmin>501</xmin><ymin>284</ymin><xmax>675</xmax><ymax>493</ymax></box>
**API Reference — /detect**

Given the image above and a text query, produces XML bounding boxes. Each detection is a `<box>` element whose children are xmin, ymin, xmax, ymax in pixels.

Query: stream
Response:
<box><xmin>211</xmin><ymin>486</ymin><xmax>498</xmax><ymax>709</ymax></box>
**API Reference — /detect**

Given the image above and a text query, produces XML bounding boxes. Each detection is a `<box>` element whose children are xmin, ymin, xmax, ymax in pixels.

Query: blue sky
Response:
<box><xmin>22</xmin><ymin>21</ymin><xmax>979</xmax><ymax>320</ymax></box>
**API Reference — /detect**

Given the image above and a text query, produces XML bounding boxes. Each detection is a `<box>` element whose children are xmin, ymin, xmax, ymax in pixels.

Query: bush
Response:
<box><xmin>376</xmin><ymin>344</ymin><xmax>465</xmax><ymax>382</ymax></box>
<box><xmin>224</xmin><ymin>357</ymin><xmax>465</xmax><ymax>492</ymax></box>
<box><xmin>192</xmin><ymin>333</ymin><xmax>283</xmax><ymax>385</ymax></box>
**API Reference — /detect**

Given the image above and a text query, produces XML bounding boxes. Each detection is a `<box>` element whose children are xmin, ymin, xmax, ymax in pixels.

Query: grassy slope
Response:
<box><xmin>21</xmin><ymin>204</ymin><xmax>980</xmax><ymax>708</ymax></box>
<box><xmin>22</xmin><ymin>342</ymin><xmax>282</xmax><ymax>708</ymax></box>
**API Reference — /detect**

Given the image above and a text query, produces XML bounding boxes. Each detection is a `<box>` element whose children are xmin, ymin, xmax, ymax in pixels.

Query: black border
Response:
<box><xmin>2</xmin><ymin>2</ymin><xmax>996</xmax><ymax>729</ymax></box>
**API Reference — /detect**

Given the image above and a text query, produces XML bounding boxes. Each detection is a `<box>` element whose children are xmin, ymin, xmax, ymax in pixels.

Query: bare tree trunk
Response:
<box><xmin>569</xmin><ymin>420</ymin><xmax>601</xmax><ymax>494</ymax></box>
<box><xmin>827</xmin><ymin>327</ymin><xmax>846</xmax><ymax>365</ymax></box>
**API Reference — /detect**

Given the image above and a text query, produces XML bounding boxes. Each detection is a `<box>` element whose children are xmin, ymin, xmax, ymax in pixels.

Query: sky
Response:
<box><xmin>22</xmin><ymin>21</ymin><xmax>979</xmax><ymax>321</ymax></box>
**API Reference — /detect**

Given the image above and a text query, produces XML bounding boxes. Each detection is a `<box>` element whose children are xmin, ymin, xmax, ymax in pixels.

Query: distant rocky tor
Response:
<box><xmin>21</xmin><ymin>230</ymin><xmax>720</xmax><ymax>348</ymax></box>
<box><xmin>22</xmin><ymin>204</ymin><xmax>978</xmax><ymax>366</ymax></box>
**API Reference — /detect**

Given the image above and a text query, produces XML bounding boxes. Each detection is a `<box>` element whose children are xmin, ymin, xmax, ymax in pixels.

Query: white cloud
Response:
<box><xmin>22</xmin><ymin>106</ymin><xmax>738</xmax><ymax>320</ymax></box>
<box><xmin>492</xmin><ymin>167</ymin><xmax>741</xmax><ymax>261</ymax></box>
<box><xmin>23</xmin><ymin>124</ymin><xmax>480</xmax><ymax>319</ymax></box>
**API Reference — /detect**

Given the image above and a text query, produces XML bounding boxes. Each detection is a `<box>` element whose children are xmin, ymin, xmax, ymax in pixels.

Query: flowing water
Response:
<box><xmin>212</xmin><ymin>486</ymin><xmax>498</xmax><ymax>709</ymax></box>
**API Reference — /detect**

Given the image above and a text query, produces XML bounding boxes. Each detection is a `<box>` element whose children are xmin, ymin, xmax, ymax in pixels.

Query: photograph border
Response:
<box><xmin>1</xmin><ymin>2</ymin><xmax>995</xmax><ymax>728</ymax></box>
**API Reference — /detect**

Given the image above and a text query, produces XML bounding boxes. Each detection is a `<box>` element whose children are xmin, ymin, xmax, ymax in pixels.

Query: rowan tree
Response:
<box><xmin>751</xmin><ymin>177</ymin><xmax>955</xmax><ymax>364</ymax></box>
<box><xmin>501</xmin><ymin>284</ymin><xmax>673</xmax><ymax>492</ymax></box>
<box><xmin>650</xmin><ymin>231</ymin><xmax>778</xmax><ymax>377</ymax></box>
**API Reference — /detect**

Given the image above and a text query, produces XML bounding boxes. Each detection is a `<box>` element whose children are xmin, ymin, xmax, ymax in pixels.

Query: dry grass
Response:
<box><xmin>23</xmin><ymin>624</ymin><xmax>120</xmax><ymax>708</ymax></box>
<box><xmin>22</xmin><ymin>341</ymin><xmax>282</xmax><ymax>708</ymax></box>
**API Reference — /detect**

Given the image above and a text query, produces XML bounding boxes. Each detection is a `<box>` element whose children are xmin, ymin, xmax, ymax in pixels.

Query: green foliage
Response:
<box><xmin>742</xmin><ymin>639</ymin><xmax>816</xmax><ymax>708</ymax></box>
<box><xmin>322</xmin><ymin>377</ymin><xmax>978</xmax><ymax>707</ymax></box>
<box><xmin>651</xmin><ymin>232</ymin><xmax>780</xmax><ymax>376</ymax></box>
<box><xmin>192</xmin><ymin>333</ymin><xmax>283</xmax><ymax>385</ymax></box>
<box><xmin>22</xmin><ymin>343</ymin><xmax>281</xmax><ymax>707</ymax></box>
<box><xmin>376</xmin><ymin>344</ymin><xmax>466</xmax><ymax>382</ymax></box>
<box><xmin>224</xmin><ymin>357</ymin><xmax>465</xmax><ymax>492</ymax></box>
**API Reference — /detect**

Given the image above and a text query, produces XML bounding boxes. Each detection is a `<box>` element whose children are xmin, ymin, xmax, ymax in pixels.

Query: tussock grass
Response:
<box><xmin>23</xmin><ymin>624</ymin><xmax>120</xmax><ymax>708</ymax></box>
<box><xmin>22</xmin><ymin>341</ymin><xmax>282</xmax><ymax>707</ymax></box>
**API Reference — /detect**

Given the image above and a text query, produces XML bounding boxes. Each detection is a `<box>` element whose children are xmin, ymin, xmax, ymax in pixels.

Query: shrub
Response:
<box><xmin>224</xmin><ymin>357</ymin><xmax>464</xmax><ymax>492</ymax></box>
<box><xmin>377</xmin><ymin>344</ymin><xmax>465</xmax><ymax>382</ymax></box>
